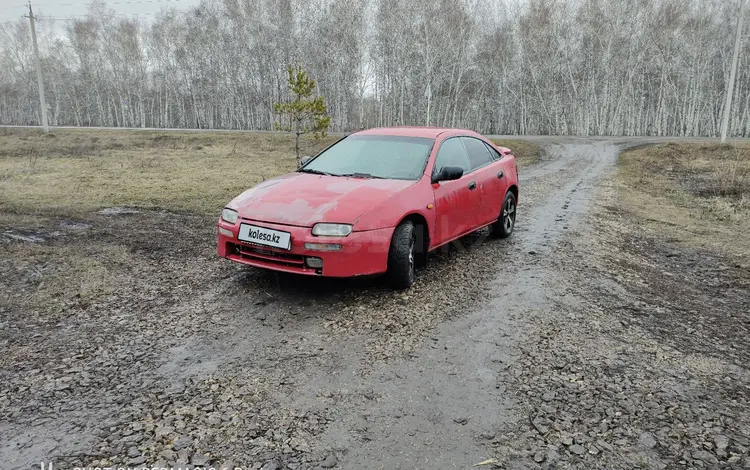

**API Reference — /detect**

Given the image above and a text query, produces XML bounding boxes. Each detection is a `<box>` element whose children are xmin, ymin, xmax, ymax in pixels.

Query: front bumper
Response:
<box><xmin>217</xmin><ymin>218</ymin><xmax>393</xmax><ymax>277</ymax></box>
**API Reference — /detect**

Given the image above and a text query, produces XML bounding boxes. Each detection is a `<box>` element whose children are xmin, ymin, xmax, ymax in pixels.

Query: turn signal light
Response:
<box><xmin>304</xmin><ymin>243</ymin><xmax>342</xmax><ymax>251</ymax></box>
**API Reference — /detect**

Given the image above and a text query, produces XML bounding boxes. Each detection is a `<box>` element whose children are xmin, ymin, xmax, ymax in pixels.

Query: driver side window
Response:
<box><xmin>433</xmin><ymin>137</ymin><xmax>470</xmax><ymax>177</ymax></box>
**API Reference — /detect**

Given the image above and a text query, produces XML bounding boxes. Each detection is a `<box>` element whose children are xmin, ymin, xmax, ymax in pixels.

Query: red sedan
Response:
<box><xmin>217</xmin><ymin>127</ymin><xmax>519</xmax><ymax>289</ymax></box>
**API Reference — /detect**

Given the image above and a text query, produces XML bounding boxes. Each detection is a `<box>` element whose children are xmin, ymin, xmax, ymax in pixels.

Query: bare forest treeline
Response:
<box><xmin>0</xmin><ymin>0</ymin><xmax>748</xmax><ymax>136</ymax></box>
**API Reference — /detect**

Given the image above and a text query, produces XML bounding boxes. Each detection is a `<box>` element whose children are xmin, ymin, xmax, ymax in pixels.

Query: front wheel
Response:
<box><xmin>489</xmin><ymin>191</ymin><xmax>516</xmax><ymax>239</ymax></box>
<box><xmin>387</xmin><ymin>221</ymin><xmax>416</xmax><ymax>289</ymax></box>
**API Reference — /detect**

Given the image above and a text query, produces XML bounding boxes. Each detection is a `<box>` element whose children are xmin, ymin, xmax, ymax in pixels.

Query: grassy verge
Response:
<box><xmin>0</xmin><ymin>128</ymin><xmax>337</xmax><ymax>216</ymax></box>
<box><xmin>617</xmin><ymin>142</ymin><xmax>750</xmax><ymax>258</ymax></box>
<box><xmin>491</xmin><ymin>138</ymin><xmax>542</xmax><ymax>167</ymax></box>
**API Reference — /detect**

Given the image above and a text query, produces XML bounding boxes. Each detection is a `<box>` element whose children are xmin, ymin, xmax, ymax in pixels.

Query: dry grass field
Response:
<box><xmin>0</xmin><ymin>128</ymin><xmax>539</xmax><ymax>218</ymax></box>
<box><xmin>617</xmin><ymin>142</ymin><xmax>750</xmax><ymax>258</ymax></box>
<box><xmin>0</xmin><ymin>129</ymin><xmax>336</xmax><ymax>217</ymax></box>
<box><xmin>491</xmin><ymin>138</ymin><xmax>543</xmax><ymax>167</ymax></box>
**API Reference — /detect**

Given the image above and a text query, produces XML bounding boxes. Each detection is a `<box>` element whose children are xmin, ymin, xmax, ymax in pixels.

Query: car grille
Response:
<box><xmin>232</xmin><ymin>243</ymin><xmax>305</xmax><ymax>267</ymax></box>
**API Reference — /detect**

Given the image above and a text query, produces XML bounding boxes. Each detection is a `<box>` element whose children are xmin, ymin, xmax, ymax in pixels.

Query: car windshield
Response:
<box><xmin>300</xmin><ymin>135</ymin><xmax>435</xmax><ymax>180</ymax></box>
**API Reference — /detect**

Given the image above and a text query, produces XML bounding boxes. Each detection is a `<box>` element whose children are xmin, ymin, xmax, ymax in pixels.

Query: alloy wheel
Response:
<box><xmin>503</xmin><ymin>198</ymin><xmax>516</xmax><ymax>232</ymax></box>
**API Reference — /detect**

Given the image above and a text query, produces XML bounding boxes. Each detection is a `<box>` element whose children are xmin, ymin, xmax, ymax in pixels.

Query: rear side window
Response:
<box><xmin>433</xmin><ymin>137</ymin><xmax>470</xmax><ymax>174</ymax></box>
<box><xmin>461</xmin><ymin>137</ymin><xmax>493</xmax><ymax>170</ymax></box>
<box><xmin>484</xmin><ymin>141</ymin><xmax>502</xmax><ymax>160</ymax></box>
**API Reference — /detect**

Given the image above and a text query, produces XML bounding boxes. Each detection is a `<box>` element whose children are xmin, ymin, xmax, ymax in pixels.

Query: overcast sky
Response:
<box><xmin>0</xmin><ymin>0</ymin><xmax>204</xmax><ymax>24</ymax></box>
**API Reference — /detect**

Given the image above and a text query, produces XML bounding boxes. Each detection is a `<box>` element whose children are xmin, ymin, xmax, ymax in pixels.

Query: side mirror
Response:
<box><xmin>298</xmin><ymin>155</ymin><xmax>313</xmax><ymax>168</ymax></box>
<box><xmin>432</xmin><ymin>165</ymin><xmax>464</xmax><ymax>184</ymax></box>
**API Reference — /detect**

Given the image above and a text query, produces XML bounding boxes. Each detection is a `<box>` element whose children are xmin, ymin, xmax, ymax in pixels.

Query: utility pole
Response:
<box><xmin>26</xmin><ymin>2</ymin><xmax>49</xmax><ymax>133</ymax></box>
<box><xmin>721</xmin><ymin>0</ymin><xmax>746</xmax><ymax>143</ymax></box>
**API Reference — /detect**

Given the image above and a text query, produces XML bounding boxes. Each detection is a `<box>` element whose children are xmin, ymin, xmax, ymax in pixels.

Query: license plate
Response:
<box><xmin>237</xmin><ymin>224</ymin><xmax>291</xmax><ymax>250</ymax></box>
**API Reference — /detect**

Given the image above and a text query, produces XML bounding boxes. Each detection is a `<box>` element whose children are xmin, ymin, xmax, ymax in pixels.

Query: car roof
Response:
<box><xmin>352</xmin><ymin>126</ymin><xmax>479</xmax><ymax>139</ymax></box>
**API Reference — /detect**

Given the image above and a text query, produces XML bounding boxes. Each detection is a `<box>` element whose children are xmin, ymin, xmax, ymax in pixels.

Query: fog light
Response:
<box><xmin>305</xmin><ymin>257</ymin><xmax>323</xmax><ymax>268</ymax></box>
<box><xmin>304</xmin><ymin>242</ymin><xmax>342</xmax><ymax>251</ymax></box>
<box><xmin>218</xmin><ymin>227</ymin><xmax>234</xmax><ymax>238</ymax></box>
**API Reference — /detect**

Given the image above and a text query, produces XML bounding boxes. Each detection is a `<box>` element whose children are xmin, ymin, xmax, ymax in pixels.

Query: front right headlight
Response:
<box><xmin>312</xmin><ymin>223</ymin><xmax>353</xmax><ymax>237</ymax></box>
<box><xmin>221</xmin><ymin>208</ymin><xmax>239</xmax><ymax>224</ymax></box>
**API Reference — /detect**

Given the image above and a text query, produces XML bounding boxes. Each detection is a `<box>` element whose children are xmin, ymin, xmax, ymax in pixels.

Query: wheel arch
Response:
<box><xmin>507</xmin><ymin>184</ymin><xmax>519</xmax><ymax>204</ymax></box>
<box><xmin>398</xmin><ymin>212</ymin><xmax>430</xmax><ymax>251</ymax></box>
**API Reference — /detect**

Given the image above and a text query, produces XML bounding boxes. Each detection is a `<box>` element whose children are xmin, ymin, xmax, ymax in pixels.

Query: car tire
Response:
<box><xmin>489</xmin><ymin>191</ymin><xmax>516</xmax><ymax>239</ymax></box>
<box><xmin>412</xmin><ymin>222</ymin><xmax>428</xmax><ymax>268</ymax></box>
<box><xmin>387</xmin><ymin>220</ymin><xmax>416</xmax><ymax>289</ymax></box>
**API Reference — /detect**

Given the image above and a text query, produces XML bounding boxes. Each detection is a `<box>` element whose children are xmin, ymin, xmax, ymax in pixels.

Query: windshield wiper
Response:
<box><xmin>298</xmin><ymin>168</ymin><xmax>334</xmax><ymax>176</ymax></box>
<box><xmin>337</xmin><ymin>172</ymin><xmax>385</xmax><ymax>179</ymax></box>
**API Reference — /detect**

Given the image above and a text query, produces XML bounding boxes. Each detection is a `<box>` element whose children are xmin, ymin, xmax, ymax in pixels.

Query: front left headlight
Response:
<box><xmin>221</xmin><ymin>208</ymin><xmax>239</xmax><ymax>224</ymax></box>
<box><xmin>312</xmin><ymin>223</ymin><xmax>352</xmax><ymax>237</ymax></box>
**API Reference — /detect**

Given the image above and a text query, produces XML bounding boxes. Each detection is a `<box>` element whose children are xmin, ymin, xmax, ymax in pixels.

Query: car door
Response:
<box><xmin>431</xmin><ymin>137</ymin><xmax>475</xmax><ymax>245</ymax></box>
<box><xmin>460</xmin><ymin>136</ymin><xmax>500</xmax><ymax>227</ymax></box>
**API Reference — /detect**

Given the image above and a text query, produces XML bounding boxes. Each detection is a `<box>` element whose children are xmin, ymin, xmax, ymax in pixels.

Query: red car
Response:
<box><xmin>217</xmin><ymin>127</ymin><xmax>519</xmax><ymax>289</ymax></box>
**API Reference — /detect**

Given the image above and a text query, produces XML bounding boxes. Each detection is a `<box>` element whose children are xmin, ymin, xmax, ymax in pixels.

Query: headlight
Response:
<box><xmin>221</xmin><ymin>208</ymin><xmax>239</xmax><ymax>224</ymax></box>
<box><xmin>312</xmin><ymin>223</ymin><xmax>352</xmax><ymax>237</ymax></box>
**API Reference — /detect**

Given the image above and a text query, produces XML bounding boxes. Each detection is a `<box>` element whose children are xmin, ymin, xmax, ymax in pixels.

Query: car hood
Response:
<box><xmin>228</xmin><ymin>172</ymin><xmax>416</xmax><ymax>227</ymax></box>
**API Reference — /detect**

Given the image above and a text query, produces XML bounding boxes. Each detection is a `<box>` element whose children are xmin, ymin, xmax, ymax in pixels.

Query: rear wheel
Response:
<box><xmin>387</xmin><ymin>220</ymin><xmax>416</xmax><ymax>289</ymax></box>
<box><xmin>489</xmin><ymin>191</ymin><xmax>516</xmax><ymax>238</ymax></box>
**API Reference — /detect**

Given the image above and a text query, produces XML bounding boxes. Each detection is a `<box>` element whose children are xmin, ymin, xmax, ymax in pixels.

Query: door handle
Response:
<box><xmin>468</xmin><ymin>181</ymin><xmax>477</xmax><ymax>190</ymax></box>
<box><xmin>497</xmin><ymin>171</ymin><xmax>504</xmax><ymax>179</ymax></box>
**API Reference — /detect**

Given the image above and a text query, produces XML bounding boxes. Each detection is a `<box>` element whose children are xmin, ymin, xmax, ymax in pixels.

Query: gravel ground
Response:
<box><xmin>489</xmin><ymin>176</ymin><xmax>750</xmax><ymax>469</ymax></box>
<box><xmin>2</xmin><ymin>137</ymin><xmax>748</xmax><ymax>469</ymax></box>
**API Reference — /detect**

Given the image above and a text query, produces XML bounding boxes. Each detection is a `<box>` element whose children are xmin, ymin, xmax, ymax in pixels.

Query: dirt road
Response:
<box><xmin>2</xmin><ymin>138</ymin><xmax>748</xmax><ymax>470</ymax></box>
<box><xmin>298</xmin><ymin>140</ymin><xmax>623</xmax><ymax>468</ymax></box>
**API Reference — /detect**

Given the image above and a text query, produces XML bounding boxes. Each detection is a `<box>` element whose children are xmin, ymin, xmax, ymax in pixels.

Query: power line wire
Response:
<box><xmin>39</xmin><ymin>12</ymin><xmax>158</xmax><ymax>16</ymax></box>
<box><xmin>37</xmin><ymin>12</ymin><xmax>159</xmax><ymax>20</ymax></box>
<box><xmin>36</xmin><ymin>11</ymin><xmax>161</xmax><ymax>18</ymax></box>
<box><xmin>43</xmin><ymin>0</ymin><xmax>181</xmax><ymax>5</ymax></box>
